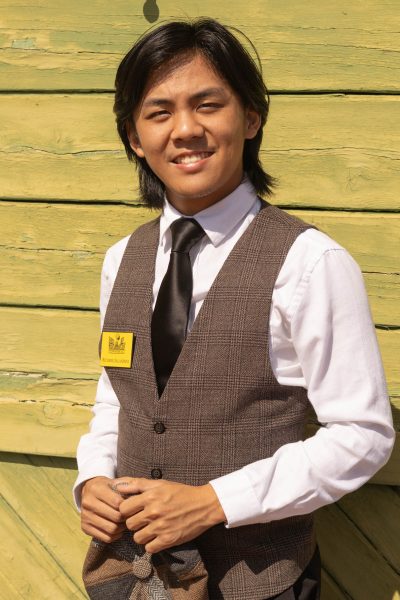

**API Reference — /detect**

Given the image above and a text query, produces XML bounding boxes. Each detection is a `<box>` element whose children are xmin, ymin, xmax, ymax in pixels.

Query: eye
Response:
<box><xmin>198</xmin><ymin>102</ymin><xmax>222</xmax><ymax>111</ymax></box>
<box><xmin>147</xmin><ymin>110</ymin><xmax>169</xmax><ymax>120</ymax></box>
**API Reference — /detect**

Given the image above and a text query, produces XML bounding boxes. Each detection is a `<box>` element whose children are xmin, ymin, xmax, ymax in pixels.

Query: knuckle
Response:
<box><xmin>81</xmin><ymin>499</ymin><xmax>91</xmax><ymax>514</ymax></box>
<box><xmin>81</xmin><ymin>523</ymin><xmax>90</xmax><ymax>535</ymax></box>
<box><xmin>111</xmin><ymin>497</ymin><xmax>123</xmax><ymax>510</ymax></box>
<box><xmin>102</xmin><ymin>533</ymin><xmax>113</xmax><ymax>544</ymax></box>
<box><xmin>155</xmin><ymin>518</ymin><xmax>165</xmax><ymax>531</ymax></box>
<box><xmin>148</xmin><ymin>505</ymin><xmax>161</xmax><ymax>520</ymax></box>
<box><xmin>103</xmin><ymin>521</ymin><xmax>117</xmax><ymax>535</ymax></box>
<box><xmin>145</xmin><ymin>543</ymin><xmax>155</xmax><ymax>553</ymax></box>
<box><xmin>108</xmin><ymin>522</ymin><xmax>120</xmax><ymax>534</ymax></box>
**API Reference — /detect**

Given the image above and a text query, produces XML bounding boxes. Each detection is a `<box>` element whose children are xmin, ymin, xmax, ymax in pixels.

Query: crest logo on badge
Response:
<box><xmin>100</xmin><ymin>332</ymin><xmax>135</xmax><ymax>368</ymax></box>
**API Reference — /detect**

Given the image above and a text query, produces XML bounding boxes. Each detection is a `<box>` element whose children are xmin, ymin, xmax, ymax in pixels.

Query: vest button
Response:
<box><xmin>151</xmin><ymin>468</ymin><xmax>163</xmax><ymax>479</ymax></box>
<box><xmin>154</xmin><ymin>422</ymin><xmax>166</xmax><ymax>434</ymax></box>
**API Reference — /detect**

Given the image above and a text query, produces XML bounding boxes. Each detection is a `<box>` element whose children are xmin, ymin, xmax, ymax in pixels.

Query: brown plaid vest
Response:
<box><xmin>102</xmin><ymin>201</ymin><xmax>316</xmax><ymax>599</ymax></box>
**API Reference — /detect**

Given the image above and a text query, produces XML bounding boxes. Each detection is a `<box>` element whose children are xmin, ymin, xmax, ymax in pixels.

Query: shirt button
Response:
<box><xmin>151</xmin><ymin>468</ymin><xmax>163</xmax><ymax>479</ymax></box>
<box><xmin>154</xmin><ymin>422</ymin><xmax>166</xmax><ymax>434</ymax></box>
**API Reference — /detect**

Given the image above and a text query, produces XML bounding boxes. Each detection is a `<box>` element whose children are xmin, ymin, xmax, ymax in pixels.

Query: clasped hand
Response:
<box><xmin>81</xmin><ymin>476</ymin><xmax>226</xmax><ymax>553</ymax></box>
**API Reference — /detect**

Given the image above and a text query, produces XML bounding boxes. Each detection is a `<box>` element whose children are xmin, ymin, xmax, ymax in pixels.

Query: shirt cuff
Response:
<box><xmin>209</xmin><ymin>469</ymin><xmax>262</xmax><ymax>528</ymax></box>
<box><xmin>72</xmin><ymin>460</ymin><xmax>116</xmax><ymax>512</ymax></box>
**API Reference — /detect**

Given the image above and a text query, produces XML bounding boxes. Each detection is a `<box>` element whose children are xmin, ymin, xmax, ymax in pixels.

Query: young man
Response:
<box><xmin>74</xmin><ymin>18</ymin><xmax>394</xmax><ymax>600</ymax></box>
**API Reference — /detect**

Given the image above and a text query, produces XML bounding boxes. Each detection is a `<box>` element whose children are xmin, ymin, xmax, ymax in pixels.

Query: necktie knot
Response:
<box><xmin>170</xmin><ymin>218</ymin><xmax>205</xmax><ymax>254</ymax></box>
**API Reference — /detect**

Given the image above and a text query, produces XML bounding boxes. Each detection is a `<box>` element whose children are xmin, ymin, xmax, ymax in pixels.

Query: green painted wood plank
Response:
<box><xmin>0</xmin><ymin>400</ymin><xmax>92</xmax><ymax>457</ymax></box>
<box><xmin>0</xmin><ymin>495</ymin><xmax>85</xmax><ymax>599</ymax></box>
<box><xmin>1</xmin><ymin>202</ymin><xmax>399</xmax><ymax>323</ymax></box>
<box><xmin>1</xmin><ymin>404</ymin><xmax>399</xmax><ymax>486</ymax></box>
<box><xmin>338</xmin><ymin>485</ymin><xmax>400</xmax><ymax>574</ymax></box>
<box><xmin>1</xmin><ymin>94</ymin><xmax>399</xmax><ymax>209</ymax></box>
<box><xmin>0</xmin><ymin>370</ymin><xmax>96</xmax><ymax>404</ymax></box>
<box><xmin>0</xmin><ymin>251</ymin><xmax>384</xmax><ymax>325</ymax></box>
<box><xmin>316</xmin><ymin>503</ymin><xmax>400</xmax><ymax>600</ymax></box>
<box><xmin>321</xmin><ymin>569</ymin><xmax>350</xmax><ymax>600</ymax></box>
<box><xmin>2</xmin><ymin>248</ymin><xmax>397</xmax><ymax>325</ymax></box>
<box><xmin>0</xmin><ymin>307</ymin><xmax>100</xmax><ymax>379</ymax></box>
<box><xmin>1</xmin><ymin>0</ymin><xmax>399</xmax><ymax>91</ymax></box>
<box><xmin>0</xmin><ymin>569</ymin><xmax>26</xmax><ymax>600</ymax></box>
<box><xmin>0</xmin><ymin>306</ymin><xmax>397</xmax><ymax>460</ymax></box>
<box><xmin>0</xmin><ymin>306</ymin><xmax>398</xmax><ymax>392</ymax></box>
<box><xmin>27</xmin><ymin>454</ymin><xmax>82</xmax><ymax>507</ymax></box>
<box><xmin>0</xmin><ymin>453</ymin><xmax>88</xmax><ymax>593</ymax></box>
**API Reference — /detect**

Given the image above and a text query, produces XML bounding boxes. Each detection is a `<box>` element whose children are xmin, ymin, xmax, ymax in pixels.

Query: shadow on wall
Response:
<box><xmin>143</xmin><ymin>0</ymin><xmax>160</xmax><ymax>23</ymax></box>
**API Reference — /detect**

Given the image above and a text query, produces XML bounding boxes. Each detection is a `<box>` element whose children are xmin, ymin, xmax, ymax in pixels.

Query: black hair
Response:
<box><xmin>114</xmin><ymin>17</ymin><xmax>276</xmax><ymax>208</ymax></box>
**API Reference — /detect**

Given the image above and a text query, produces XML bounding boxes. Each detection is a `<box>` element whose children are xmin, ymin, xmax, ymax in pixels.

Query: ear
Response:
<box><xmin>125</xmin><ymin>120</ymin><xmax>145</xmax><ymax>158</ymax></box>
<box><xmin>245</xmin><ymin>108</ymin><xmax>262</xmax><ymax>140</ymax></box>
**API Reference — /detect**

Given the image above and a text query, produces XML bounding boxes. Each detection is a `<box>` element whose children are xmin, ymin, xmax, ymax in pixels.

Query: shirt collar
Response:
<box><xmin>159</xmin><ymin>177</ymin><xmax>259</xmax><ymax>248</ymax></box>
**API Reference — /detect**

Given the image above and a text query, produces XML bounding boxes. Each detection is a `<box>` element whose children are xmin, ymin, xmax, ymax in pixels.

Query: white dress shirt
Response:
<box><xmin>73</xmin><ymin>178</ymin><xmax>395</xmax><ymax>528</ymax></box>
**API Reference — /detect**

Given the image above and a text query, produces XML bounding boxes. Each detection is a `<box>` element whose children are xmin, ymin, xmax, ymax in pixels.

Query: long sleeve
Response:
<box><xmin>72</xmin><ymin>240</ymin><xmax>129</xmax><ymax>511</ymax></box>
<box><xmin>73</xmin><ymin>191</ymin><xmax>395</xmax><ymax>522</ymax></box>
<box><xmin>209</xmin><ymin>233</ymin><xmax>395</xmax><ymax>527</ymax></box>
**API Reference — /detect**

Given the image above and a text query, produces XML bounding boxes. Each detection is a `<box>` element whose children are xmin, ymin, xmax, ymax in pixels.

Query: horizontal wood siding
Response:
<box><xmin>1</xmin><ymin>1</ymin><xmax>399</xmax><ymax>91</ymax></box>
<box><xmin>1</xmin><ymin>94</ymin><xmax>399</xmax><ymax>209</ymax></box>
<box><xmin>1</xmin><ymin>1</ymin><xmax>399</xmax><ymax>598</ymax></box>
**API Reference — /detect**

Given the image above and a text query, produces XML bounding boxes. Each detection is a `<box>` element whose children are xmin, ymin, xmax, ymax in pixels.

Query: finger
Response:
<box><xmin>99</xmin><ymin>486</ymin><xmax>125</xmax><ymax>511</ymax></box>
<box><xmin>114</xmin><ymin>477</ymin><xmax>161</xmax><ymax>495</ymax></box>
<box><xmin>144</xmin><ymin>536</ymin><xmax>173</xmax><ymax>554</ymax></box>
<box><xmin>83</xmin><ymin>524</ymin><xmax>125</xmax><ymax>544</ymax></box>
<box><xmin>119</xmin><ymin>495</ymin><xmax>146</xmax><ymax>519</ymax></box>
<box><xmin>125</xmin><ymin>512</ymin><xmax>151</xmax><ymax>532</ymax></box>
<box><xmin>83</xmin><ymin>523</ymin><xmax>125</xmax><ymax>544</ymax></box>
<box><xmin>83</xmin><ymin>497</ymin><xmax>125</xmax><ymax>524</ymax></box>
<box><xmin>85</xmin><ymin>482</ymin><xmax>124</xmax><ymax>511</ymax></box>
<box><xmin>83</xmin><ymin>512</ymin><xmax>126</xmax><ymax>537</ymax></box>
<box><xmin>133</xmin><ymin>526</ymin><xmax>157</xmax><ymax>547</ymax></box>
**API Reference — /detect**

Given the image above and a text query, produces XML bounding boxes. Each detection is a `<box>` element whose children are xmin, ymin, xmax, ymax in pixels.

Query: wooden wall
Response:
<box><xmin>0</xmin><ymin>1</ymin><xmax>399</xmax><ymax>598</ymax></box>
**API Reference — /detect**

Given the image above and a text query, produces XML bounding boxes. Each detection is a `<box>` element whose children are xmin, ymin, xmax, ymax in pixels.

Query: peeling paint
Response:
<box><xmin>11</xmin><ymin>38</ymin><xmax>36</xmax><ymax>50</ymax></box>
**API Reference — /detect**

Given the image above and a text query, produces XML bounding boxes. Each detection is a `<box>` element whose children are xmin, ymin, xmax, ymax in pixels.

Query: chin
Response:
<box><xmin>175</xmin><ymin>184</ymin><xmax>222</xmax><ymax>202</ymax></box>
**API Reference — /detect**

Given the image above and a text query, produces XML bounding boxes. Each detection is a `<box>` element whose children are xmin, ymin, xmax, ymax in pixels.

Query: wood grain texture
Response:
<box><xmin>0</xmin><ymin>454</ymin><xmax>88</xmax><ymax>594</ymax></box>
<box><xmin>0</xmin><ymin>304</ymin><xmax>398</xmax><ymax>472</ymax></box>
<box><xmin>1</xmin><ymin>1</ymin><xmax>399</xmax><ymax>596</ymax></box>
<box><xmin>338</xmin><ymin>485</ymin><xmax>400</xmax><ymax>574</ymax></box>
<box><xmin>0</xmin><ymin>307</ymin><xmax>100</xmax><ymax>379</ymax></box>
<box><xmin>0</xmin><ymin>453</ymin><xmax>88</xmax><ymax>599</ymax></box>
<box><xmin>0</xmin><ymin>399</ymin><xmax>91</xmax><ymax>457</ymax></box>
<box><xmin>1</xmin><ymin>0</ymin><xmax>399</xmax><ymax>91</ymax></box>
<box><xmin>0</xmin><ymin>498</ymin><xmax>85</xmax><ymax>599</ymax></box>
<box><xmin>1</xmin><ymin>394</ymin><xmax>399</xmax><ymax>482</ymax></box>
<box><xmin>1</xmin><ymin>453</ymin><xmax>398</xmax><ymax>600</ymax></box>
<box><xmin>0</xmin><ymin>306</ymin><xmax>398</xmax><ymax>392</ymax></box>
<box><xmin>1</xmin><ymin>94</ymin><xmax>399</xmax><ymax>208</ymax></box>
<box><xmin>321</xmin><ymin>569</ymin><xmax>349</xmax><ymax>600</ymax></box>
<box><xmin>316</xmin><ymin>501</ymin><xmax>400</xmax><ymax>600</ymax></box>
<box><xmin>2</xmin><ymin>202</ymin><xmax>399</xmax><ymax>324</ymax></box>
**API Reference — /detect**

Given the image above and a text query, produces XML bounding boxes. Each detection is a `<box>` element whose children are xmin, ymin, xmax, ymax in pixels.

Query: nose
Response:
<box><xmin>170</xmin><ymin>110</ymin><xmax>204</xmax><ymax>141</ymax></box>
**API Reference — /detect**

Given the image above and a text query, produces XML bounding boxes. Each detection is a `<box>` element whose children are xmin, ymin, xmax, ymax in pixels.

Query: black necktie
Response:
<box><xmin>151</xmin><ymin>217</ymin><xmax>206</xmax><ymax>396</ymax></box>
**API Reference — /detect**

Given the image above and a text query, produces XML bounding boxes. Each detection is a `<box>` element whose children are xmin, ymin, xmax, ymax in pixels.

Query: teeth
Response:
<box><xmin>176</xmin><ymin>152</ymin><xmax>211</xmax><ymax>164</ymax></box>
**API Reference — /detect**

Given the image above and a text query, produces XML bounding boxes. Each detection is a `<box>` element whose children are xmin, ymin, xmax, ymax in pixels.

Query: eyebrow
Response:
<box><xmin>142</xmin><ymin>87</ymin><xmax>227</xmax><ymax>108</ymax></box>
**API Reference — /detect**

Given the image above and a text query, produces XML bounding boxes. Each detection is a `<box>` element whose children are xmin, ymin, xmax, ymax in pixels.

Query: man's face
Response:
<box><xmin>127</xmin><ymin>53</ymin><xmax>261</xmax><ymax>215</ymax></box>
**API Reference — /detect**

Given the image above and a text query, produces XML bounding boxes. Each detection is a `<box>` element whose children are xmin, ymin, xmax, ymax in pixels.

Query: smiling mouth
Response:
<box><xmin>173</xmin><ymin>152</ymin><xmax>213</xmax><ymax>165</ymax></box>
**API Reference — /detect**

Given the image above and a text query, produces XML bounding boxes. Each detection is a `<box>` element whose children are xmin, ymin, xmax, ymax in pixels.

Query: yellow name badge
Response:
<box><xmin>100</xmin><ymin>332</ymin><xmax>135</xmax><ymax>368</ymax></box>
